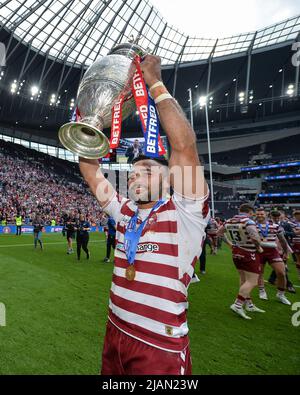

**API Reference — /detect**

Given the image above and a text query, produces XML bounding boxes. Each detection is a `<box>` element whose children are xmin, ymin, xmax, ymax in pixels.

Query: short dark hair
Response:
<box><xmin>270</xmin><ymin>210</ymin><xmax>281</xmax><ymax>218</ymax></box>
<box><xmin>239</xmin><ymin>203</ymin><xmax>254</xmax><ymax>213</ymax></box>
<box><xmin>132</xmin><ymin>154</ymin><xmax>169</xmax><ymax>167</ymax></box>
<box><xmin>256</xmin><ymin>207</ymin><xmax>265</xmax><ymax>212</ymax></box>
<box><xmin>293</xmin><ymin>210</ymin><xmax>300</xmax><ymax>216</ymax></box>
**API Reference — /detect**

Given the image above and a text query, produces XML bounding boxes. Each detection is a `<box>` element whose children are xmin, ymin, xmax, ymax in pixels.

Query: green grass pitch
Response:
<box><xmin>0</xmin><ymin>232</ymin><xmax>299</xmax><ymax>375</ymax></box>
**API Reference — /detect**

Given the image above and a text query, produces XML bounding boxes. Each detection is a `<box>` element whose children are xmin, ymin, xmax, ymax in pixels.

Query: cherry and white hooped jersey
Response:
<box><xmin>256</xmin><ymin>220</ymin><xmax>282</xmax><ymax>249</ymax></box>
<box><xmin>289</xmin><ymin>220</ymin><xmax>300</xmax><ymax>244</ymax></box>
<box><xmin>103</xmin><ymin>191</ymin><xmax>210</xmax><ymax>353</ymax></box>
<box><xmin>207</xmin><ymin>218</ymin><xmax>219</xmax><ymax>236</ymax></box>
<box><xmin>224</xmin><ymin>214</ymin><xmax>257</xmax><ymax>252</ymax></box>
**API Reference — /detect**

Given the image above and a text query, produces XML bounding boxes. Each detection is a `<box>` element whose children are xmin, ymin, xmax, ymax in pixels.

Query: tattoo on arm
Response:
<box><xmin>278</xmin><ymin>232</ymin><xmax>289</xmax><ymax>254</ymax></box>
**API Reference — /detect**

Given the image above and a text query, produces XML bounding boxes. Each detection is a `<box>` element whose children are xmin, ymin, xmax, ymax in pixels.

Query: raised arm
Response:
<box><xmin>141</xmin><ymin>55</ymin><xmax>208</xmax><ymax>199</ymax></box>
<box><xmin>79</xmin><ymin>158</ymin><xmax>115</xmax><ymax>208</ymax></box>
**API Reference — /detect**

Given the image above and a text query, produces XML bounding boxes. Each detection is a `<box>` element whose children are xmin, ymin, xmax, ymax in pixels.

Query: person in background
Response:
<box><xmin>268</xmin><ymin>211</ymin><xmax>295</xmax><ymax>294</ymax></box>
<box><xmin>255</xmin><ymin>208</ymin><xmax>291</xmax><ymax>305</ymax></box>
<box><xmin>218</xmin><ymin>204</ymin><xmax>265</xmax><ymax>320</ymax></box>
<box><xmin>102</xmin><ymin>214</ymin><xmax>116</xmax><ymax>263</ymax></box>
<box><xmin>199</xmin><ymin>224</ymin><xmax>210</xmax><ymax>275</ymax></box>
<box><xmin>51</xmin><ymin>218</ymin><xmax>56</xmax><ymax>227</ymax></box>
<box><xmin>75</xmin><ymin>214</ymin><xmax>90</xmax><ymax>261</ymax></box>
<box><xmin>288</xmin><ymin>210</ymin><xmax>300</xmax><ymax>281</ymax></box>
<box><xmin>65</xmin><ymin>215</ymin><xmax>76</xmax><ymax>255</ymax></box>
<box><xmin>125</xmin><ymin>139</ymin><xmax>142</xmax><ymax>164</ymax></box>
<box><xmin>207</xmin><ymin>217</ymin><xmax>220</xmax><ymax>255</ymax></box>
<box><xmin>32</xmin><ymin>214</ymin><xmax>44</xmax><ymax>250</ymax></box>
<box><xmin>15</xmin><ymin>213</ymin><xmax>22</xmax><ymax>236</ymax></box>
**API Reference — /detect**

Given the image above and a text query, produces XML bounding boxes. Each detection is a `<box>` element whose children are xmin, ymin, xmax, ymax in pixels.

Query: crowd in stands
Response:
<box><xmin>1</xmin><ymin>134</ymin><xmax>299</xmax><ymax>226</ymax></box>
<box><xmin>0</xmin><ymin>140</ymin><xmax>103</xmax><ymax>226</ymax></box>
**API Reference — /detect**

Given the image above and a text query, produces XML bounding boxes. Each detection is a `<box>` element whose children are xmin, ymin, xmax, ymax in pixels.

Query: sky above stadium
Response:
<box><xmin>150</xmin><ymin>0</ymin><xmax>300</xmax><ymax>37</ymax></box>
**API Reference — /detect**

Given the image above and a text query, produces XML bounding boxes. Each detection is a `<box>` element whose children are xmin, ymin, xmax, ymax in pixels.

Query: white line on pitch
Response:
<box><xmin>0</xmin><ymin>240</ymin><xmax>105</xmax><ymax>248</ymax></box>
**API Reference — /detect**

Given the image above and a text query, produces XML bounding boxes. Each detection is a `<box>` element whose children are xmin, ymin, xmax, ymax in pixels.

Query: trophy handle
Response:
<box><xmin>108</xmin><ymin>42</ymin><xmax>147</xmax><ymax>60</ymax></box>
<box><xmin>58</xmin><ymin>122</ymin><xmax>110</xmax><ymax>159</ymax></box>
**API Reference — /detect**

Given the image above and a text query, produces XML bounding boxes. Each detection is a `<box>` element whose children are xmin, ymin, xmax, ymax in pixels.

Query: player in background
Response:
<box><xmin>268</xmin><ymin>211</ymin><xmax>295</xmax><ymax>294</ymax></box>
<box><xmin>218</xmin><ymin>204</ymin><xmax>265</xmax><ymax>320</ymax></box>
<box><xmin>207</xmin><ymin>217</ymin><xmax>220</xmax><ymax>255</ymax></box>
<box><xmin>32</xmin><ymin>214</ymin><xmax>44</xmax><ymax>250</ymax></box>
<box><xmin>288</xmin><ymin>210</ymin><xmax>300</xmax><ymax>281</ymax></box>
<box><xmin>255</xmin><ymin>208</ymin><xmax>291</xmax><ymax>305</ymax></box>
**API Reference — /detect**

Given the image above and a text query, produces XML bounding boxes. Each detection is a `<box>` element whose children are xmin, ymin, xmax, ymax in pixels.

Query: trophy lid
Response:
<box><xmin>108</xmin><ymin>42</ymin><xmax>146</xmax><ymax>60</ymax></box>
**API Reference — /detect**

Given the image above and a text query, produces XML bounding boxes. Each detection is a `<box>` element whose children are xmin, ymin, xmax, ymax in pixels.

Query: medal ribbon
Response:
<box><xmin>257</xmin><ymin>222</ymin><xmax>269</xmax><ymax>238</ymax></box>
<box><xmin>124</xmin><ymin>200</ymin><xmax>164</xmax><ymax>265</ymax></box>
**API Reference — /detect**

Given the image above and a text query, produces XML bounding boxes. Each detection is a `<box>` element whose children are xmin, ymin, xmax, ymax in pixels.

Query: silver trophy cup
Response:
<box><xmin>58</xmin><ymin>43</ymin><xmax>145</xmax><ymax>159</ymax></box>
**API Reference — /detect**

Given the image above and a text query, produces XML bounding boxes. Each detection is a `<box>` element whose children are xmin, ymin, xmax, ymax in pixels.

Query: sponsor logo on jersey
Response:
<box><xmin>137</xmin><ymin>243</ymin><xmax>159</xmax><ymax>253</ymax></box>
<box><xmin>116</xmin><ymin>242</ymin><xmax>159</xmax><ymax>254</ymax></box>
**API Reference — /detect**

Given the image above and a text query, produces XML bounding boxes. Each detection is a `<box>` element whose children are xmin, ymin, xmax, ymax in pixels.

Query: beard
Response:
<box><xmin>128</xmin><ymin>182</ymin><xmax>162</xmax><ymax>205</ymax></box>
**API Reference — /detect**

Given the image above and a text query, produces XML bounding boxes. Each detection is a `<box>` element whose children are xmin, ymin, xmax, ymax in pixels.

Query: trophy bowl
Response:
<box><xmin>58</xmin><ymin>42</ymin><xmax>146</xmax><ymax>159</ymax></box>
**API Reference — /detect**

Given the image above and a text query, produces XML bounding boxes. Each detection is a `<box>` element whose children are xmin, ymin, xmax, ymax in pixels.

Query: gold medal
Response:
<box><xmin>125</xmin><ymin>266</ymin><xmax>136</xmax><ymax>281</ymax></box>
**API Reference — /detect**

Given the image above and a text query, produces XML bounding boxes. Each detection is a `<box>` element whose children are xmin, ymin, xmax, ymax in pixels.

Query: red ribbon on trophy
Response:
<box><xmin>109</xmin><ymin>96</ymin><xmax>124</xmax><ymax>149</ymax></box>
<box><xmin>71</xmin><ymin>106</ymin><xmax>82</xmax><ymax>122</ymax></box>
<box><xmin>109</xmin><ymin>56</ymin><xmax>166</xmax><ymax>157</ymax></box>
<box><xmin>132</xmin><ymin>56</ymin><xmax>165</xmax><ymax>157</ymax></box>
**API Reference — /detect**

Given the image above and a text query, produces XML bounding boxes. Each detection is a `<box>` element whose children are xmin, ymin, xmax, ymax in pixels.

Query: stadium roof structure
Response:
<box><xmin>1</xmin><ymin>0</ymin><xmax>300</xmax><ymax>67</ymax></box>
<box><xmin>0</xmin><ymin>0</ymin><xmax>300</xmax><ymax>154</ymax></box>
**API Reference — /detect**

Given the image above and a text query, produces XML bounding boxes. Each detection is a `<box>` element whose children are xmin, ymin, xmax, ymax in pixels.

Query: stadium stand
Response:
<box><xmin>0</xmin><ymin>139</ymin><xmax>103</xmax><ymax>225</ymax></box>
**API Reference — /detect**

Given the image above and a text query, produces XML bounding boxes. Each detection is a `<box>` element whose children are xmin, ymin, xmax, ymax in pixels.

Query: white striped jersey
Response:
<box><xmin>256</xmin><ymin>220</ymin><xmax>282</xmax><ymax>248</ymax></box>
<box><xmin>224</xmin><ymin>214</ymin><xmax>257</xmax><ymax>252</ymax></box>
<box><xmin>289</xmin><ymin>219</ymin><xmax>300</xmax><ymax>243</ymax></box>
<box><xmin>207</xmin><ymin>218</ymin><xmax>219</xmax><ymax>236</ymax></box>
<box><xmin>103</xmin><ymin>191</ymin><xmax>210</xmax><ymax>353</ymax></box>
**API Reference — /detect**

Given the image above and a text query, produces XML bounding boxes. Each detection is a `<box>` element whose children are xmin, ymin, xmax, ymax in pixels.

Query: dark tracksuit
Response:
<box><xmin>76</xmin><ymin>221</ymin><xmax>90</xmax><ymax>260</ymax></box>
<box><xmin>199</xmin><ymin>225</ymin><xmax>210</xmax><ymax>272</ymax></box>
<box><xmin>106</xmin><ymin>217</ymin><xmax>116</xmax><ymax>260</ymax></box>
